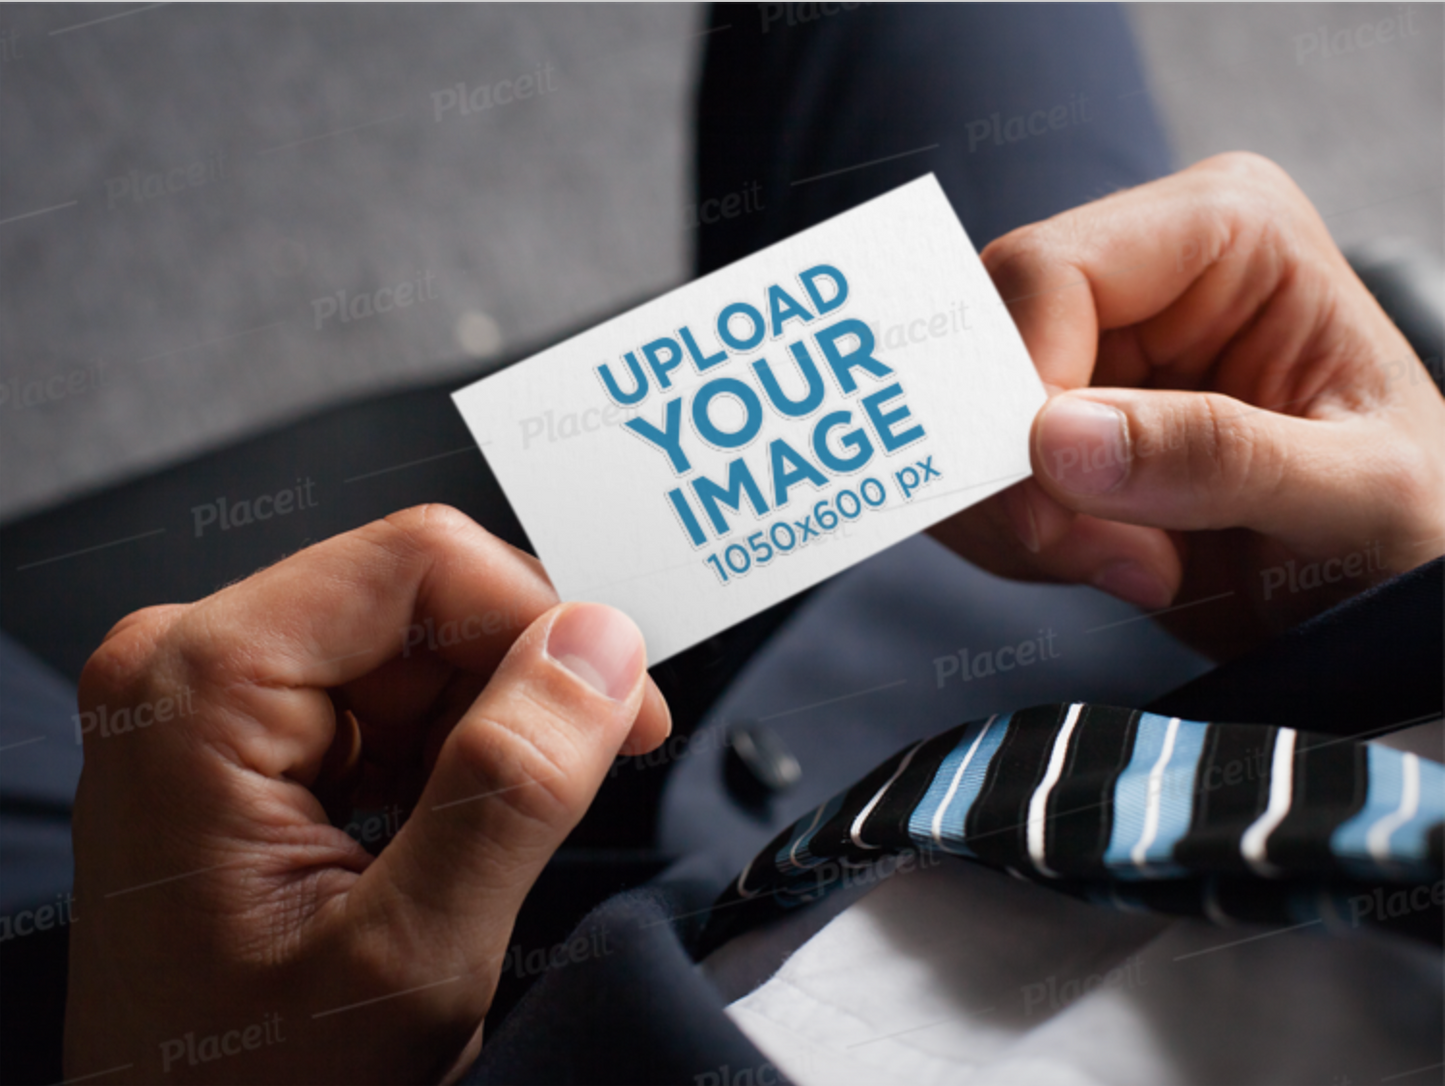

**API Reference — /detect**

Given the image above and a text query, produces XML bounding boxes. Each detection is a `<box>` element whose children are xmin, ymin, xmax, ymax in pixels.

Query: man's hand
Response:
<box><xmin>63</xmin><ymin>505</ymin><xmax>670</xmax><ymax>1084</ymax></box>
<box><xmin>932</xmin><ymin>152</ymin><xmax>1445</xmax><ymax>657</ymax></box>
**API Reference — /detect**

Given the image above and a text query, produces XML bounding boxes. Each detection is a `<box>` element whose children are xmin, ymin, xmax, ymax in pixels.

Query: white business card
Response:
<box><xmin>452</xmin><ymin>175</ymin><xmax>1046</xmax><ymax>662</ymax></box>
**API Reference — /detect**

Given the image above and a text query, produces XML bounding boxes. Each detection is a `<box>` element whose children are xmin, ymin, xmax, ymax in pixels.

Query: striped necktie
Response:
<box><xmin>699</xmin><ymin>703</ymin><xmax>1443</xmax><ymax>953</ymax></box>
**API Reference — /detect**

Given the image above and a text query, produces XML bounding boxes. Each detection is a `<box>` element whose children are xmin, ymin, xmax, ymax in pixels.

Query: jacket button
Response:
<box><xmin>724</xmin><ymin>720</ymin><xmax>801</xmax><ymax>808</ymax></box>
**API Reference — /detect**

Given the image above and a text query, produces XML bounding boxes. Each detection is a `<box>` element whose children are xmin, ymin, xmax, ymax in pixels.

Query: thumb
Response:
<box><xmin>358</xmin><ymin>601</ymin><xmax>654</xmax><ymax>962</ymax></box>
<box><xmin>1031</xmin><ymin>388</ymin><xmax>1379</xmax><ymax>549</ymax></box>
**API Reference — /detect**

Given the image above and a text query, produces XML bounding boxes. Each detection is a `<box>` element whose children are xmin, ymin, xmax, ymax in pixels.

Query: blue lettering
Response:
<box><xmin>861</xmin><ymin>383</ymin><xmax>925</xmax><ymax>452</ymax></box>
<box><xmin>768</xmin><ymin>438</ymin><xmax>828</xmax><ymax>507</ymax></box>
<box><xmin>815</xmin><ymin>319</ymin><xmax>893</xmax><ymax>394</ymax></box>
<box><xmin>625</xmin><ymin>398</ymin><xmax>691</xmax><ymax>473</ymax></box>
<box><xmin>679</xmin><ymin>325</ymin><xmax>728</xmax><ymax>373</ymax></box>
<box><xmin>693</xmin><ymin>458</ymin><xmax>770</xmax><ymax>536</ymax></box>
<box><xmin>642</xmin><ymin>337</ymin><xmax>685</xmax><ymax>390</ymax></box>
<box><xmin>693</xmin><ymin>377</ymin><xmax>764</xmax><ymax>449</ymax></box>
<box><xmin>799</xmin><ymin>264</ymin><xmax>848</xmax><ymax>314</ymax></box>
<box><xmin>753</xmin><ymin>342</ymin><xmax>825</xmax><ymax>418</ymax></box>
<box><xmin>767</xmin><ymin>284</ymin><xmax>815</xmax><ymax>337</ymax></box>
<box><xmin>596</xmin><ymin>351</ymin><xmax>649</xmax><ymax>406</ymax></box>
<box><xmin>812</xmin><ymin>409</ymin><xmax>875</xmax><ymax>472</ymax></box>
<box><xmin>717</xmin><ymin>302</ymin><xmax>766</xmax><ymax>352</ymax></box>
<box><xmin>668</xmin><ymin>487</ymin><xmax>707</xmax><ymax>545</ymax></box>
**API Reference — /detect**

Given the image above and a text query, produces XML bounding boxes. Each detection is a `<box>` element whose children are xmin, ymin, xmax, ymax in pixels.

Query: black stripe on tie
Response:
<box><xmin>966</xmin><ymin>704</ymin><xmax>1068</xmax><ymax>870</ymax></box>
<box><xmin>1045</xmin><ymin>705</ymin><xmax>1140</xmax><ymax>878</ymax></box>
<box><xmin>1268</xmin><ymin>733</ymin><xmax>1369</xmax><ymax>873</ymax></box>
<box><xmin>1175</xmin><ymin>725</ymin><xmax>1276</xmax><ymax>871</ymax></box>
<box><xmin>806</xmin><ymin>740</ymin><xmax>929</xmax><ymax>864</ymax></box>
<box><xmin>863</xmin><ymin>728</ymin><xmax>966</xmax><ymax>852</ymax></box>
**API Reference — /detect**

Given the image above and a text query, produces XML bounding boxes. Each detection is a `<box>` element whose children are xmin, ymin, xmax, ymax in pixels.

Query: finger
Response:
<box><xmin>1031</xmin><ymin>387</ymin><xmax>1422</xmax><ymax>555</ymax></box>
<box><xmin>194</xmin><ymin>505</ymin><xmax>555</xmax><ymax>690</ymax></box>
<box><xmin>931</xmin><ymin>491</ymin><xmax>1181</xmax><ymax>611</ymax></box>
<box><xmin>314</xmin><ymin>708</ymin><xmax>364</xmax><ymax>824</ymax></box>
<box><xmin>357</xmin><ymin>602</ymin><xmax>654</xmax><ymax>966</ymax></box>
<box><xmin>626</xmin><ymin>676</ymin><xmax>673</xmax><ymax>757</ymax></box>
<box><xmin>151</xmin><ymin>504</ymin><xmax>668</xmax><ymax>783</ymax></box>
<box><xmin>1030</xmin><ymin>514</ymin><xmax>1182</xmax><ymax>610</ymax></box>
<box><xmin>940</xmin><ymin>154</ymin><xmax>1325</xmax><ymax>592</ymax></box>
<box><xmin>982</xmin><ymin>152</ymin><xmax>1330</xmax><ymax>393</ymax></box>
<box><xmin>928</xmin><ymin>482</ymin><xmax>1077</xmax><ymax>581</ymax></box>
<box><xmin>1000</xmin><ymin>477</ymin><xmax>1075</xmax><ymax>557</ymax></box>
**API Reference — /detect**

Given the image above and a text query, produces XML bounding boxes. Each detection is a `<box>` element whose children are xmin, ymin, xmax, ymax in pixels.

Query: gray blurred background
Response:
<box><xmin>2</xmin><ymin>2</ymin><xmax>1441</xmax><ymax>522</ymax></box>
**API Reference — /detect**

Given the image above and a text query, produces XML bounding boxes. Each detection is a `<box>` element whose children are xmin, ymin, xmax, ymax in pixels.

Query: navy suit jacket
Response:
<box><xmin>464</xmin><ymin>559</ymin><xmax>1443</xmax><ymax>1084</ymax></box>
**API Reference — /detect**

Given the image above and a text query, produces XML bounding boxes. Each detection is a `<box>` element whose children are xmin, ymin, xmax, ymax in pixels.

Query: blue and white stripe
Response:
<box><xmin>907</xmin><ymin>713</ymin><xmax>1007</xmax><ymax>856</ymax></box>
<box><xmin>1333</xmin><ymin>746</ymin><xmax>1445</xmax><ymax>878</ymax></box>
<box><xmin>1103</xmin><ymin>713</ymin><xmax>1208</xmax><ymax>878</ymax></box>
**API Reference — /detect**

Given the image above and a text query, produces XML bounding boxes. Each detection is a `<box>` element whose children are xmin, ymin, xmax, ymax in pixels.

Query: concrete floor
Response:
<box><xmin>1</xmin><ymin>3</ymin><xmax>1440</xmax><ymax>521</ymax></box>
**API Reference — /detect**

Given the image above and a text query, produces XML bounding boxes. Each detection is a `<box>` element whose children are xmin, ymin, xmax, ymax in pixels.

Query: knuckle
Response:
<box><xmin>1374</xmin><ymin>439</ymin><xmax>1441</xmax><ymax>519</ymax></box>
<box><xmin>335</xmin><ymin>907</ymin><xmax>431</xmax><ymax>995</ymax></box>
<box><xmin>363</xmin><ymin>504</ymin><xmax>510</xmax><ymax>591</ymax></box>
<box><xmin>448</xmin><ymin>703</ymin><xmax>585</xmax><ymax>824</ymax></box>
<box><xmin>1195</xmin><ymin>396</ymin><xmax>1232</xmax><ymax>479</ymax></box>
<box><xmin>78</xmin><ymin>641</ymin><xmax>143</xmax><ymax>708</ymax></box>
<box><xmin>168</xmin><ymin>603</ymin><xmax>272</xmax><ymax>690</ymax></box>
<box><xmin>381</xmin><ymin>503</ymin><xmax>481</xmax><ymax>551</ymax></box>
<box><xmin>982</xmin><ymin>225</ymin><xmax>1053</xmax><ymax>291</ymax></box>
<box><xmin>1193</xmin><ymin>154</ymin><xmax>1316</xmax><ymax>262</ymax></box>
<box><xmin>324</xmin><ymin>867</ymin><xmax>468</xmax><ymax>1000</ymax></box>
<box><xmin>78</xmin><ymin>605</ymin><xmax>178</xmax><ymax>704</ymax></box>
<box><xmin>982</xmin><ymin>222</ymin><xmax>1042</xmax><ymax>266</ymax></box>
<box><xmin>1199</xmin><ymin>151</ymin><xmax>1291</xmax><ymax>191</ymax></box>
<box><xmin>1188</xmin><ymin>395</ymin><xmax>1260</xmax><ymax>501</ymax></box>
